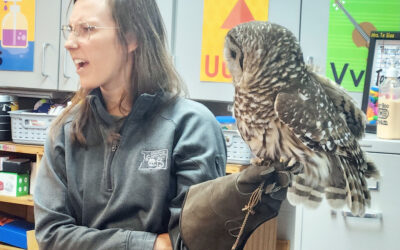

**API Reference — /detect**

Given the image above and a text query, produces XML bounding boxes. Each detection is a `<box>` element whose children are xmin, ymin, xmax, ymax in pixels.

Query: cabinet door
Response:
<box><xmin>0</xmin><ymin>0</ymin><xmax>60</xmax><ymax>90</ymax></box>
<box><xmin>58</xmin><ymin>0</ymin><xmax>79</xmax><ymax>92</ymax></box>
<box><xmin>300</xmin><ymin>152</ymin><xmax>400</xmax><ymax>250</ymax></box>
<box><xmin>156</xmin><ymin>0</ymin><xmax>174</xmax><ymax>51</ymax></box>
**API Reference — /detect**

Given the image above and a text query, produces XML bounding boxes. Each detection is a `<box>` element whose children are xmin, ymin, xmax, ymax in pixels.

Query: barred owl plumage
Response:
<box><xmin>224</xmin><ymin>21</ymin><xmax>380</xmax><ymax>216</ymax></box>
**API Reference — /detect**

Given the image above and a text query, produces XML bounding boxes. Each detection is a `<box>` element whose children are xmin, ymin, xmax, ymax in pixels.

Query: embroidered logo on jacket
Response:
<box><xmin>139</xmin><ymin>149</ymin><xmax>168</xmax><ymax>170</ymax></box>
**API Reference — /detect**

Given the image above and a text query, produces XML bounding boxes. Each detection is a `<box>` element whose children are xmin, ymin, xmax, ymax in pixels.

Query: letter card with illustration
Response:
<box><xmin>200</xmin><ymin>0</ymin><xmax>269</xmax><ymax>83</ymax></box>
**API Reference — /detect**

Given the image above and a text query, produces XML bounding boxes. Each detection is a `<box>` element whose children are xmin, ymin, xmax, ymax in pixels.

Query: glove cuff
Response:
<box><xmin>180</xmin><ymin>173</ymin><xmax>286</xmax><ymax>250</ymax></box>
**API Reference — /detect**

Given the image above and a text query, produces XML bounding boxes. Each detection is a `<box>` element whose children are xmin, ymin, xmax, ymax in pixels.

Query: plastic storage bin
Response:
<box><xmin>216</xmin><ymin>116</ymin><xmax>237</xmax><ymax>130</ymax></box>
<box><xmin>223</xmin><ymin>130</ymin><xmax>253</xmax><ymax>165</ymax></box>
<box><xmin>0</xmin><ymin>95</ymin><xmax>13</xmax><ymax>141</ymax></box>
<box><xmin>9</xmin><ymin>110</ymin><xmax>57</xmax><ymax>145</ymax></box>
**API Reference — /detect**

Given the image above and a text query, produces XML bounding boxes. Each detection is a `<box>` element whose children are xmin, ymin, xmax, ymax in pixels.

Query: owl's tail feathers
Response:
<box><xmin>342</xmin><ymin>157</ymin><xmax>371</xmax><ymax>217</ymax></box>
<box><xmin>324</xmin><ymin>186</ymin><xmax>348</xmax><ymax>209</ymax></box>
<box><xmin>287</xmin><ymin>174</ymin><xmax>324</xmax><ymax>209</ymax></box>
<box><xmin>365</xmin><ymin>158</ymin><xmax>380</xmax><ymax>179</ymax></box>
<box><xmin>324</xmin><ymin>161</ymin><xmax>349</xmax><ymax>210</ymax></box>
<box><xmin>287</xmin><ymin>158</ymin><xmax>378</xmax><ymax>216</ymax></box>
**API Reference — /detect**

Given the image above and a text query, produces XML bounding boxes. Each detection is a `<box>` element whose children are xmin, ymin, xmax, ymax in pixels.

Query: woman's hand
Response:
<box><xmin>154</xmin><ymin>233</ymin><xmax>172</xmax><ymax>250</ymax></box>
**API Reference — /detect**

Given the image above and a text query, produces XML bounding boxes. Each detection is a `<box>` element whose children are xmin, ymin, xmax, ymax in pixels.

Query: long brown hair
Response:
<box><xmin>52</xmin><ymin>0</ymin><xmax>186</xmax><ymax>146</ymax></box>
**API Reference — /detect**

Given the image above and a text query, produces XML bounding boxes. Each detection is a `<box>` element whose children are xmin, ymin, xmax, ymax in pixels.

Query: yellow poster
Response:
<box><xmin>200</xmin><ymin>0</ymin><xmax>269</xmax><ymax>83</ymax></box>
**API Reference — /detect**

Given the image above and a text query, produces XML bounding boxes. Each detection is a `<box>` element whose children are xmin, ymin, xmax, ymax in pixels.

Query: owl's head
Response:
<box><xmin>224</xmin><ymin>21</ymin><xmax>305</xmax><ymax>91</ymax></box>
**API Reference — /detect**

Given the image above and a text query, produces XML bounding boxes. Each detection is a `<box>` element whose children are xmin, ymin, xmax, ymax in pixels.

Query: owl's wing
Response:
<box><xmin>274</xmin><ymin>79</ymin><xmax>353</xmax><ymax>151</ymax></box>
<box><xmin>309</xmin><ymin>71</ymin><xmax>366</xmax><ymax>139</ymax></box>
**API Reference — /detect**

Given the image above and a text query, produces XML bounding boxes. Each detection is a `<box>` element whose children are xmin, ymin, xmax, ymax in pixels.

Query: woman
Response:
<box><xmin>34</xmin><ymin>0</ymin><xmax>227</xmax><ymax>249</ymax></box>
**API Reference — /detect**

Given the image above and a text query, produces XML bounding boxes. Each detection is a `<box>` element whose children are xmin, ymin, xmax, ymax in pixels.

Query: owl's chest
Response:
<box><xmin>234</xmin><ymin>92</ymin><xmax>308</xmax><ymax>160</ymax></box>
<box><xmin>234</xmin><ymin>92</ymin><xmax>276</xmax><ymax>126</ymax></box>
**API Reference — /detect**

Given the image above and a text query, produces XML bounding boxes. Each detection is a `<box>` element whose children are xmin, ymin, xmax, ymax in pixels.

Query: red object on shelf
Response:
<box><xmin>0</xmin><ymin>215</ymin><xmax>14</xmax><ymax>226</ymax></box>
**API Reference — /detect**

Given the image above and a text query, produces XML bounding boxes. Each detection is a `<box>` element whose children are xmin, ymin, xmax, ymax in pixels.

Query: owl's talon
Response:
<box><xmin>251</xmin><ymin>157</ymin><xmax>264</xmax><ymax>166</ymax></box>
<box><xmin>289</xmin><ymin>163</ymin><xmax>303</xmax><ymax>174</ymax></box>
<box><xmin>288</xmin><ymin>157</ymin><xmax>297</xmax><ymax>167</ymax></box>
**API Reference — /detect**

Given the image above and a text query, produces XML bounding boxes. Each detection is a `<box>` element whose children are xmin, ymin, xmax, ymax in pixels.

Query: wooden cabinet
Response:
<box><xmin>0</xmin><ymin>142</ymin><xmax>42</xmax><ymax>250</ymax></box>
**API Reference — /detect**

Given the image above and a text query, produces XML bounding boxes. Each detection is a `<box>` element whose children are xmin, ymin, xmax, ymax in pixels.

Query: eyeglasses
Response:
<box><xmin>61</xmin><ymin>22</ymin><xmax>119</xmax><ymax>40</ymax></box>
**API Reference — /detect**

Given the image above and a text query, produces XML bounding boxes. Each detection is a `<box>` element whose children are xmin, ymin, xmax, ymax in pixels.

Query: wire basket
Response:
<box><xmin>9</xmin><ymin>110</ymin><xmax>57</xmax><ymax>145</ymax></box>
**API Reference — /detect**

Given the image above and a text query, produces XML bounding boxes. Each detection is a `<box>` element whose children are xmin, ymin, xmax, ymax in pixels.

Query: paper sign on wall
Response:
<box><xmin>0</xmin><ymin>0</ymin><xmax>35</xmax><ymax>71</ymax></box>
<box><xmin>200</xmin><ymin>0</ymin><xmax>269</xmax><ymax>83</ymax></box>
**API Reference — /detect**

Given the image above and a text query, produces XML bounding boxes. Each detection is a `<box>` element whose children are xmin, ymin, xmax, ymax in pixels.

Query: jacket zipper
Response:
<box><xmin>106</xmin><ymin>138</ymin><xmax>120</xmax><ymax>191</ymax></box>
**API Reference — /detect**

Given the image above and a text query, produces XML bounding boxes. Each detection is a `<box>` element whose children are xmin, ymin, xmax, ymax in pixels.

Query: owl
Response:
<box><xmin>224</xmin><ymin>21</ymin><xmax>380</xmax><ymax>216</ymax></box>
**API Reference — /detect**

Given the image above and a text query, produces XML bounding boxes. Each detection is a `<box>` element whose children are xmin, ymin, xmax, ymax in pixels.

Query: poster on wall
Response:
<box><xmin>326</xmin><ymin>0</ymin><xmax>400</xmax><ymax>92</ymax></box>
<box><xmin>200</xmin><ymin>0</ymin><xmax>269</xmax><ymax>83</ymax></box>
<box><xmin>0</xmin><ymin>0</ymin><xmax>35</xmax><ymax>71</ymax></box>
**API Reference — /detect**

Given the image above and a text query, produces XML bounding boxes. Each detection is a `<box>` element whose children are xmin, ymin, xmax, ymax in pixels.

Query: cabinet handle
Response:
<box><xmin>41</xmin><ymin>43</ymin><xmax>50</xmax><ymax>77</ymax></box>
<box><xmin>360</xmin><ymin>144</ymin><xmax>373</xmax><ymax>148</ymax></box>
<box><xmin>63</xmin><ymin>49</ymin><xmax>71</xmax><ymax>79</ymax></box>
<box><xmin>368</xmin><ymin>181</ymin><xmax>380</xmax><ymax>191</ymax></box>
<box><xmin>341</xmin><ymin>211</ymin><xmax>382</xmax><ymax>219</ymax></box>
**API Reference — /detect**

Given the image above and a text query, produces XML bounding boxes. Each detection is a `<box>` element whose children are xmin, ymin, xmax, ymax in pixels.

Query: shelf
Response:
<box><xmin>0</xmin><ymin>195</ymin><xmax>34</xmax><ymax>206</ymax></box>
<box><xmin>0</xmin><ymin>142</ymin><xmax>39</xmax><ymax>208</ymax></box>
<box><xmin>226</xmin><ymin>164</ymin><xmax>248</xmax><ymax>174</ymax></box>
<box><xmin>0</xmin><ymin>142</ymin><xmax>44</xmax><ymax>155</ymax></box>
<box><xmin>0</xmin><ymin>243</ymin><xmax>23</xmax><ymax>250</ymax></box>
<box><xmin>0</xmin><ymin>230</ymin><xmax>38</xmax><ymax>250</ymax></box>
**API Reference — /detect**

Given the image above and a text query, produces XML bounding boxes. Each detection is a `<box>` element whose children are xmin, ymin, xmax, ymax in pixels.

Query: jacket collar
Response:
<box><xmin>88</xmin><ymin>88</ymin><xmax>166</xmax><ymax>126</ymax></box>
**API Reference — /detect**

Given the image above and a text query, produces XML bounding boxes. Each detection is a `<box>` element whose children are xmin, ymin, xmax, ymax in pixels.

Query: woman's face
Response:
<box><xmin>65</xmin><ymin>0</ymin><xmax>136</xmax><ymax>90</ymax></box>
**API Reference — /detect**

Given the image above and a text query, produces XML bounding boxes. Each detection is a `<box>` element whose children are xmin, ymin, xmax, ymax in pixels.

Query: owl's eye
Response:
<box><xmin>230</xmin><ymin>50</ymin><xmax>237</xmax><ymax>59</ymax></box>
<box><xmin>239</xmin><ymin>54</ymin><xmax>244</xmax><ymax>69</ymax></box>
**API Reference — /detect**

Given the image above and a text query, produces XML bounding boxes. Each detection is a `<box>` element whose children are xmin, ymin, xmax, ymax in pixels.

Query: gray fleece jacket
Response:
<box><xmin>34</xmin><ymin>89</ymin><xmax>227</xmax><ymax>250</ymax></box>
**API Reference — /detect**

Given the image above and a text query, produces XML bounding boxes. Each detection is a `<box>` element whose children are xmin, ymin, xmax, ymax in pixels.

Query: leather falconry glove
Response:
<box><xmin>180</xmin><ymin>161</ymin><xmax>291</xmax><ymax>250</ymax></box>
